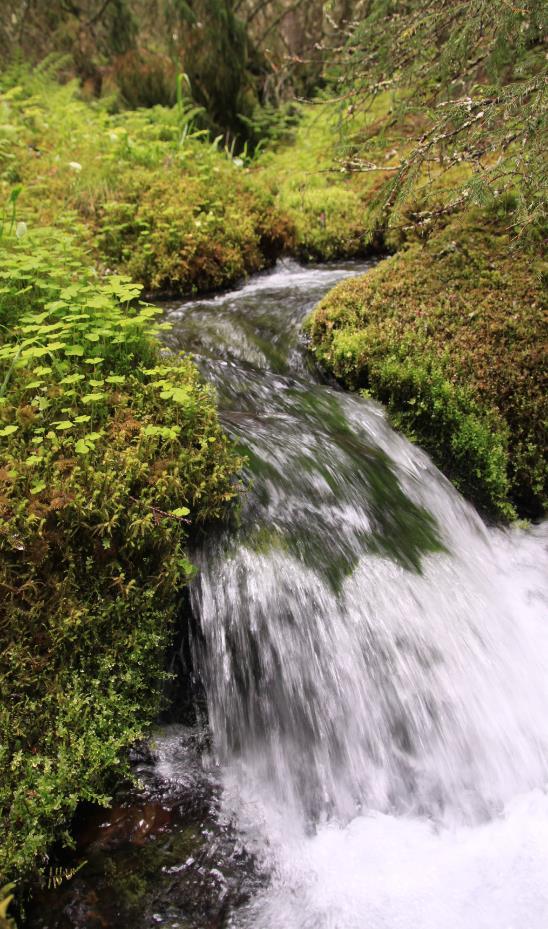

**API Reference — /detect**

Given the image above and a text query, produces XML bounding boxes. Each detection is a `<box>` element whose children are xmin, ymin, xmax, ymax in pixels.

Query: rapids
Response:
<box><xmin>161</xmin><ymin>259</ymin><xmax>548</xmax><ymax>929</ymax></box>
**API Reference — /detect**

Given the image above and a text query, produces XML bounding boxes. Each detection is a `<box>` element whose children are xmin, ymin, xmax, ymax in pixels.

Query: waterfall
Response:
<box><xmin>163</xmin><ymin>259</ymin><xmax>548</xmax><ymax>928</ymax></box>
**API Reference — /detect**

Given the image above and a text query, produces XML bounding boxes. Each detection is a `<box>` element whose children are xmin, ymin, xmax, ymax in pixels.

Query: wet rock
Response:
<box><xmin>25</xmin><ymin>726</ymin><xmax>262</xmax><ymax>929</ymax></box>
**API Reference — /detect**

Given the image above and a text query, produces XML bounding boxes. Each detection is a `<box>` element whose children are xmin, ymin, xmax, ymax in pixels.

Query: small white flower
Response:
<box><xmin>68</xmin><ymin>161</ymin><xmax>82</xmax><ymax>172</ymax></box>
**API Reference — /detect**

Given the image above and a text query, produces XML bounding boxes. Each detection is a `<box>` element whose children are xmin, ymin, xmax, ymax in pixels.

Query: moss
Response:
<box><xmin>255</xmin><ymin>95</ymin><xmax>398</xmax><ymax>259</ymax></box>
<box><xmin>307</xmin><ymin>209</ymin><xmax>547</xmax><ymax>518</ymax></box>
<box><xmin>0</xmin><ymin>73</ymin><xmax>294</xmax><ymax>296</ymax></box>
<box><xmin>95</xmin><ymin>169</ymin><xmax>292</xmax><ymax>294</ymax></box>
<box><xmin>0</xmin><ymin>228</ymin><xmax>242</xmax><ymax>883</ymax></box>
<box><xmin>254</xmin><ymin>92</ymin><xmax>471</xmax><ymax>261</ymax></box>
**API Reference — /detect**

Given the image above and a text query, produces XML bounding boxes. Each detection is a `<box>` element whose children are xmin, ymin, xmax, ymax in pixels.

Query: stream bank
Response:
<box><xmin>2</xmin><ymin>66</ymin><xmax>546</xmax><ymax>911</ymax></box>
<box><xmin>307</xmin><ymin>209</ymin><xmax>547</xmax><ymax>519</ymax></box>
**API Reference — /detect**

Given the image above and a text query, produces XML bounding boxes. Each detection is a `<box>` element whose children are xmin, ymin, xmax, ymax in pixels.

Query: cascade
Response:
<box><xmin>162</xmin><ymin>260</ymin><xmax>548</xmax><ymax>928</ymax></box>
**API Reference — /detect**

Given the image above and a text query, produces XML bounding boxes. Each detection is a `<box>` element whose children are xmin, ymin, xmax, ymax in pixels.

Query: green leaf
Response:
<box><xmin>9</xmin><ymin>184</ymin><xmax>22</xmax><ymax>204</ymax></box>
<box><xmin>55</xmin><ymin>421</ymin><xmax>74</xmax><ymax>431</ymax></box>
<box><xmin>171</xmin><ymin>387</ymin><xmax>190</xmax><ymax>404</ymax></box>
<box><xmin>138</xmin><ymin>307</ymin><xmax>161</xmax><ymax>318</ymax></box>
<box><xmin>30</xmin><ymin>480</ymin><xmax>46</xmax><ymax>495</ymax></box>
<box><xmin>64</xmin><ymin>345</ymin><xmax>85</xmax><ymax>357</ymax></box>
<box><xmin>0</xmin><ymin>424</ymin><xmax>18</xmax><ymax>436</ymax></box>
<box><xmin>75</xmin><ymin>439</ymin><xmax>90</xmax><ymax>455</ymax></box>
<box><xmin>81</xmin><ymin>392</ymin><xmax>106</xmax><ymax>404</ymax></box>
<box><xmin>171</xmin><ymin>506</ymin><xmax>190</xmax><ymax>517</ymax></box>
<box><xmin>22</xmin><ymin>346</ymin><xmax>50</xmax><ymax>359</ymax></box>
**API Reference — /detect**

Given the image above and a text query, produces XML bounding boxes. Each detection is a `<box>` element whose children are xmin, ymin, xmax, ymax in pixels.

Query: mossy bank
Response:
<box><xmin>0</xmin><ymin>68</ymin><xmax>293</xmax><ymax>296</ymax></box>
<box><xmin>0</xmin><ymin>66</ymin><xmax>287</xmax><ymax>891</ymax></box>
<box><xmin>0</xmin><ymin>227</ymin><xmax>242</xmax><ymax>885</ymax></box>
<box><xmin>307</xmin><ymin>209</ymin><xmax>547</xmax><ymax>519</ymax></box>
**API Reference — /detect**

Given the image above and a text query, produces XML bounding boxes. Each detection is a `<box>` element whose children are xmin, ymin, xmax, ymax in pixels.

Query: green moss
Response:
<box><xmin>0</xmin><ymin>228</ymin><xmax>242</xmax><ymax>882</ymax></box>
<box><xmin>307</xmin><ymin>209</ymin><xmax>547</xmax><ymax>518</ymax></box>
<box><xmin>255</xmin><ymin>96</ymin><xmax>397</xmax><ymax>259</ymax></box>
<box><xmin>254</xmin><ymin>92</ymin><xmax>474</xmax><ymax>261</ymax></box>
<box><xmin>0</xmin><ymin>73</ymin><xmax>293</xmax><ymax>295</ymax></box>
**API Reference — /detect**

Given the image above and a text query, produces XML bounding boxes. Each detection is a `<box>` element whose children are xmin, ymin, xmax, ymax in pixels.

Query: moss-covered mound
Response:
<box><xmin>0</xmin><ymin>228</ymin><xmax>242</xmax><ymax>881</ymax></box>
<box><xmin>255</xmin><ymin>96</ymin><xmax>398</xmax><ymax>260</ymax></box>
<box><xmin>0</xmin><ymin>72</ymin><xmax>293</xmax><ymax>295</ymax></box>
<box><xmin>307</xmin><ymin>209</ymin><xmax>547</xmax><ymax>518</ymax></box>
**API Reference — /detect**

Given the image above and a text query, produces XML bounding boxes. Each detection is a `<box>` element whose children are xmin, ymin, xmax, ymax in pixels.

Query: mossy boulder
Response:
<box><xmin>307</xmin><ymin>209</ymin><xmax>547</xmax><ymax>518</ymax></box>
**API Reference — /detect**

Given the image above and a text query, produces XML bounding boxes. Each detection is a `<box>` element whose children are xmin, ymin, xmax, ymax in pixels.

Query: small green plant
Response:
<box><xmin>0</xmin><ymin>185</ymin><xmax>22</xmax><ymax>240</ymax></box>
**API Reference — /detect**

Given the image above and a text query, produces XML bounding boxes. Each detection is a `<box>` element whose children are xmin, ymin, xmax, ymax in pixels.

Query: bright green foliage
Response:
<box><xmin>307</xmin><ymin>208</ymin><xmax>547</xmax><ymax>518</ymax></box>
<box><xmin>0</xmin><ymin>70</ymin><xmax>293</xmax><ymax>294</ymax></box>
<box><xmin>256</xmin><ymin>97</ymin><xmax>395</xmax><ymax>259</ymax></box>
<box><xmin>0</xmin><ymin>228</ymin><xmax>242</xmax><ymax>881</ymax></box>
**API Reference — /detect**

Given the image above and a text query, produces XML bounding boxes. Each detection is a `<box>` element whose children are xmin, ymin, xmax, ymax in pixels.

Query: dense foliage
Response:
<box><xmin>1</xmin><ymin>1</ymin><xmax>353</xmax><ymax>144</ymax></box>
<box><xmin>331</xmin><ymin>0</ymin><xmax>547</xmax><ymax>238</ymax></box>
<box><xmin>0</xmin><ymin>226</ymin><xmax>242</xmax><ymax>882</ymax></box>
<box><xmin>0</xmin><ymin>67</ymin><xmax>292</xmax><ymax>294</ymax></box>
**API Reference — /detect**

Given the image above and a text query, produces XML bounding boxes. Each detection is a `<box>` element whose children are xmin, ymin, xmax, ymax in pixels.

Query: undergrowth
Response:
<box><xmin>0</xmin><ymin>65</ymin><xmax>293</xmax><ymax>295</ymax></box>
<box><xmin>307</xmin><ymin>208</ymin><xmax>547</xmax><ymax>519</ymax></box>
<box><xmin>0</xmin><ymin>226</ymin><xmax>242</xmax><ymax>883</ymax></box>
<box><xmin>254</xmin><ymin>96</ymin><xmax>393</xmax><ymax>259</ymax></box>
<box><xmin>254</xmin><ymin>91</ymin><xmax>475</xmax><ymax>260</ymax></box>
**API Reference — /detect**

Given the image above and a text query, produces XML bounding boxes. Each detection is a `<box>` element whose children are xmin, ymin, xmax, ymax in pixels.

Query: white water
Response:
<box><xmin>219</xmin><ymin>526</ymin><xmax>548</xmax><ymax>929</ymax></box>
<box><xmin>166</xmin><ymin>260</ymin><xmax>548</xmax><ymax>929</ymax></box>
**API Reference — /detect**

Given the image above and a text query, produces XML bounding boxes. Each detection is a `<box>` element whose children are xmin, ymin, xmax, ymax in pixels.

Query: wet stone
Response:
<box><xmin>25</xmin><ymin>727</ymin><xmax>263</xmax><ymax>929</ymax></box>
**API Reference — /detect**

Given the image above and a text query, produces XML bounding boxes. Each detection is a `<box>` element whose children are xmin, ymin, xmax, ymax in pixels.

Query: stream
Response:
<box><xmin>31</xmin><ymin>259</ymin><xmax>548</xmax><ymax>928</ymax></box>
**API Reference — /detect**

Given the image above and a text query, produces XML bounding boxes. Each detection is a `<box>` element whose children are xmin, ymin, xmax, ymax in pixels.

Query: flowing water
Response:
<box><xmin>31</xmin><ymin>259</ymin><xmax>548</xmax><ymax>928</ymax></box>
<box><xmin>163</xmin><ymin>259</ymin><xmax>548</xmax><ymax>928</ymax></box>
